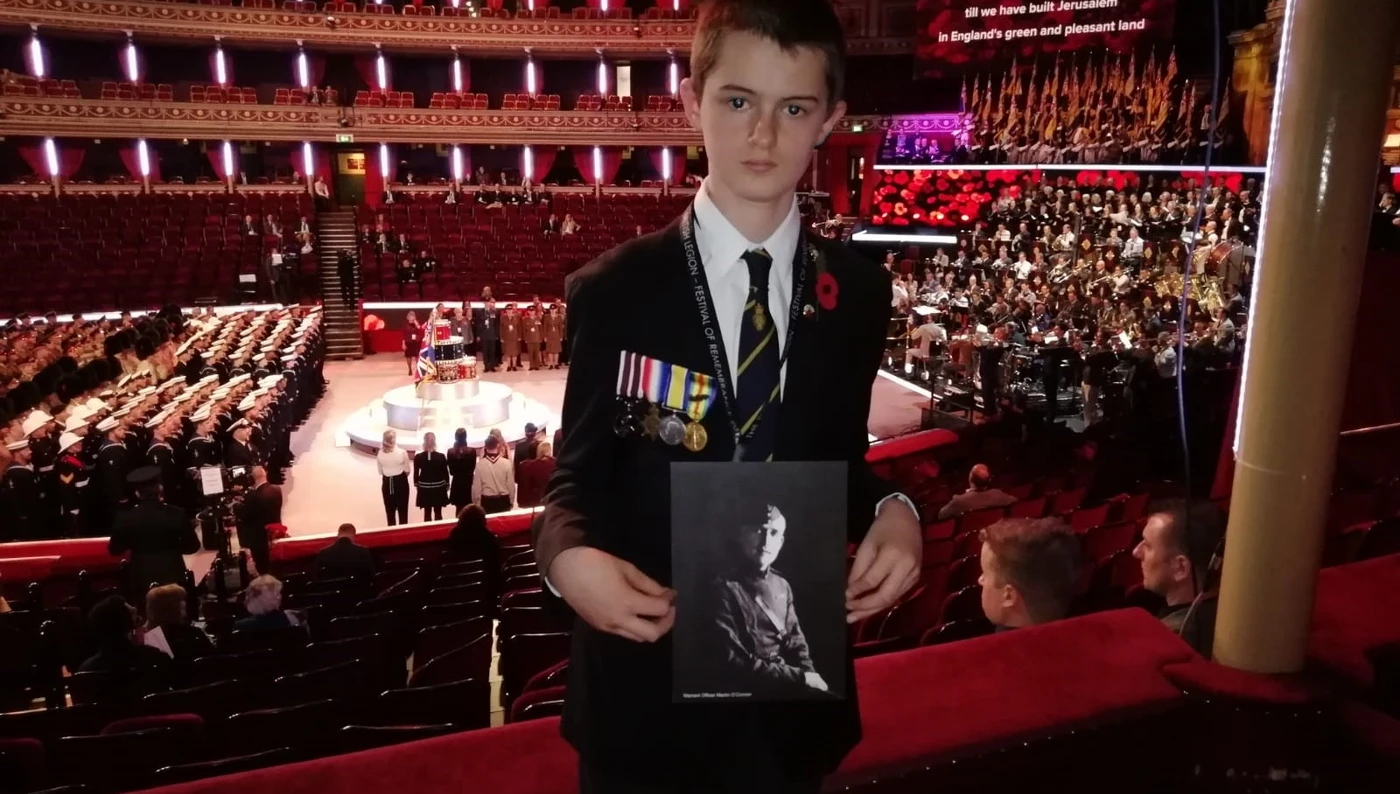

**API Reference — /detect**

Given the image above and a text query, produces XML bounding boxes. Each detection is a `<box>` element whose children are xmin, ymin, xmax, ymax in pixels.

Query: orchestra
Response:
<box><xmin>884</xmin><ymin>172</ymin><xmax>1255</xmax><ymax>425</ymax></box>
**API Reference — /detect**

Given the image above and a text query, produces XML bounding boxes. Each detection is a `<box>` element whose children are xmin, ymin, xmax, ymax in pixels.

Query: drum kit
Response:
<box><xmin>430</xmin><ymin>319</ymin><xmax>477</xmax><ymax>383</ymax></box>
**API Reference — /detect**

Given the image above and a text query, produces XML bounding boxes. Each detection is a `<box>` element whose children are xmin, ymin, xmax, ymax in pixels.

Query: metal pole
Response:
<box><xmin>1213</xmin><ymin>0</ymin><xmax>1400</xmax><ymax>673</ymax></box>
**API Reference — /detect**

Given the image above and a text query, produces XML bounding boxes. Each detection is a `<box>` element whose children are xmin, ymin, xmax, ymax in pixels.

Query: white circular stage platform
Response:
<box><xmin>341</xmin><ymin>376</ymin><xmax>557</xmax><ymax>453</ymax></box>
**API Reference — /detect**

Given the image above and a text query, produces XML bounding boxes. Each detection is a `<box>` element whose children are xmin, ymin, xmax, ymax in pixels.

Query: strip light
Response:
<box><xmin>28</xmin><ymin>35</ymin><xmax>44</xmax><ymax>78</ymax></box>
<box><xmin>302</xmin><ymin>142</ymin><xmax>314</xmax><ymax>177</ymax></box>
<box><xmin>137</xmin><ymin>139</ymin><xmax>150</xmax><ymax>177</ymax></box>
<box><xmin>221</xmin><ymin>141</ymin><xmax>234</xmax><ymax>180</ymax></box>
<box><xmin>451</xmin><ymin>57</ymin><xmax>462</xmax><ymax>93</ymax></box>
<box><xmin>525</xmin><ymin>58</ymin><xmax>537</xmax><ymax>96</ymax></box>
<box><xmin>376</xmin><ymin>51</ymin><xmax>387</xmax><ymax>91</ymax></box>
<box><xmin>379</xmin><ymin>143</ymin><xmax>390</xmax><ymax>179</ymax></box>
<box><xmin>296</xmin><ymin>51</ymin><xmax>309</xmax><ymax>89</ymax></box>
<box><xmin>451</xmin><ymin>145</ymin><xmax>463</xmax><ymax>182</ymax></box>
<box><xmin>523</xmin><ymin>145</ymin><xmax>534</xmax><ymax>183</ymax></box>
<box><xmin>668</xmin><ymin>59</ymin><xmax>679</xmax><ymax>96</ymax></box>
<box><xmin>597</xmin><ymin>58</ymin><xmax>608</xmax><ymax>96</ymax></box>
<box><xmin>214</xmin><ymin>46</ymin><xmax>228</xmax><ymax>86</ymax></box>
<box><xmin>661</xmin><ymin>147</ymin><xmax>672</xmax><ymax>183</ymax></box>
<box><xmin>592</xmin><ymin>146</ymin><xmax>602</xmax><ymax>184</ymax></box>
<box><xmin>42</xmin><ymin>138</ymin><xmax>58</xmax><ymax>177</ymax></box>
<box><xmin>124</xmin><ymin>40</ymin><xmax>139</xmax><ymax>83</ymax></box>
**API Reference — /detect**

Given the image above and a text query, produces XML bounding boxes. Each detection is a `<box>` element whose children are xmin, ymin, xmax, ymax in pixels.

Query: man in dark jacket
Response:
<box><xmin>316</xmin><ymin>523</ymin><xmax>376</xmax><ymax>579</ymax></box>
<box><xmin>107</xmin><ymin>467</ymin><xmax>199</xmax><ymax>600</ymax></box>
<box><xmin>234</xmin><ymin>465</ymin><xmax>282</xmax><ymax>575</ymax></box>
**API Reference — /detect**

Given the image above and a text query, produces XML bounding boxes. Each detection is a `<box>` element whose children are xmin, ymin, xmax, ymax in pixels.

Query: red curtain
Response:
<box><xmin>364</xmin><ymin>145</ymin><xmax>396</xmax><ymax>206</ymax></box>
<box><xmin>647</xmin><ymin>147</ymin><xmax>688</xmax><ymax>185</ymax></box>
<box><xmin>527</xmin><ymin>145</ymin><xmax>557</xmax><ymax>185</ymax></box>
<box><xmin>485</xmin><ymin>0</ymin><xmax>504</xmax><ymax>9</ymax></box>
<box><xmin>56</xmin><ymin>146</ymin><xmax>84</xmax><ymax>182</ymax></box>
<box><xmin>16</xmin><ymin>144</ymin><xmax>44</xmax><ymax>178</ymax></box>
<box><xmin>207</xmin><ymin>141</ymin><xmax>235</xmax><ymax>181</ymax></box>
<box><xmin>118</xmin><ymin>142</ymin><xmax>161</xmax><ymax>184</ymax></box>
<box><xmin>579</xmin><ymin>146</ymin><xmax>622</xmax><ymax>185</ymax></box>
<box><xmin>823</xmin><ymin>146</ymin><xmax>850</xmax><ymax>214</ymax></box>
<box><xmin>355</xmin><ymin>55</ymin><xmax>387</xmax><ymax>91</ymax></box>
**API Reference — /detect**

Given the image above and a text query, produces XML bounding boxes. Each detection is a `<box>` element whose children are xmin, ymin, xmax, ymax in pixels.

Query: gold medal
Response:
<box><xmin>682</xmin><ymin>421</ymin><xmax>708</xmax><ymax>452</ymax></box>
<box><xmin>642</xmin><ymin>404</ymin><xmax>662</xmax><ymax>438</ymax></box>
<box><xmin>752</xmin><ymin>303</ymin><xmax>766</xmax><ymax>332</ymax></box>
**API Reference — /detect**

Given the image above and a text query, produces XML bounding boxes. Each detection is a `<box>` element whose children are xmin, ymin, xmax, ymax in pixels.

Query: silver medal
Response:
<box><xmin>658</xmin><ymin>414</ymin><xmax>686</xmax><ymax>446</ymax></box>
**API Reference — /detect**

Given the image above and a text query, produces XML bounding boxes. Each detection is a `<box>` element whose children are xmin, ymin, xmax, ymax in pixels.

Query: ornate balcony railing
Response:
<box><xmin>0</xmin><ymin>0</ymin><xmax>911</xmax><ymax>56</ymax></box>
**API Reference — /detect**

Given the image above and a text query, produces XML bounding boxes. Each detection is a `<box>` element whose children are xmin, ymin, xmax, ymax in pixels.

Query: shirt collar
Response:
<box><xmin>693</xmin><ymin>179</ymin><xmax>801</xmax><ymax>283</ymax></box>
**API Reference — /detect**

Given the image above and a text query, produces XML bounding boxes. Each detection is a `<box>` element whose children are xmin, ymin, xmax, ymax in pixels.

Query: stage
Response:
<box><xmin>278</xmin><ymin>355</ymin><xmax>932</xmax><ymax>537</ymax></box>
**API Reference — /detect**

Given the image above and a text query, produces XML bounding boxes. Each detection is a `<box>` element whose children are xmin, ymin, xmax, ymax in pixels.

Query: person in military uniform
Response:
<box><xmin>146</xmin><ymin>417</ymin><xmax>182</xmax><ymax>511</ymax></box>
<box><xmin>54</xmin><ymin>431</ymin><xmax>90</xmax><ymax>538</ymax></box>
<box><xmin>696</xmin><ymin>504</ymin><xmax>828</xmax><ymax>700</ymax></box>
<box><xmin>521</xmin><ymin>305</ymin><xmax>543</xmax><ymax>371</ymax></box>
<box><xmin>1</xmin><ymin>439</ymin><xmax>39</xmax><ymax>541</ymax></box>
<box><xmin>95</xmin><ymin>417</ymin><xmax>131</xmax><ymax>523</ymax></box>
<box><xmin>107</xmin><ymin>466</ymin><xmax>199</xmax><ymax>599</ymax></box>
<box><xmin>475</xmin><ymin>298</ymin><xmax>500</xmax><ymax>372</ymax></box>
<box><xmin>500</xmin><ymin>303</ymin><xmax>522</xmax><ymax>372</ymax></box>
<box><xmin>543</xmin><ymin>303</ymin><xmax>564</xmax><ymax>370</ymax></box>
<box><xmin>413</xmin><ymin>431</ymin><xmax>451</xmax><ymax>522</ymax></box>
<box><xmin>224</xmin><ymin>419</ymin><xmax>258</xmax><ymax>469</ymax></box>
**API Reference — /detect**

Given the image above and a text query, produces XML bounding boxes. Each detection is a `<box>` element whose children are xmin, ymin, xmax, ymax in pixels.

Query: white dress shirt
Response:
<box><xmin>376</xmin><ymin>446</ymin><xmax>411</xmax><ymax>477</ymax></box>
<box><xmin>692</xmin><ymin>179</ymin><xmax>798</xmax><ymax>398</ymax></box>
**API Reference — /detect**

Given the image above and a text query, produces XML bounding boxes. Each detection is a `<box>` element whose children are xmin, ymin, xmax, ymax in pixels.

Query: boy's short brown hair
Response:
<box><xmin>690</xmin><ymin>0</ymin><xmax>847</xmax><ymax>107</ymax></box>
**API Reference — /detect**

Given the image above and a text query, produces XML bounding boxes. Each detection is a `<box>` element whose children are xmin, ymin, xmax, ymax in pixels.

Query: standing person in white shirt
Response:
<box><xmin>471</xmin><ymin>435</ymin><xmax>515</xmax><ymax>514</ymax></box>
<box><xmin>377</xmin><ymin>429</ymin><xmax>411</xmax><ymax>525</ymax></box>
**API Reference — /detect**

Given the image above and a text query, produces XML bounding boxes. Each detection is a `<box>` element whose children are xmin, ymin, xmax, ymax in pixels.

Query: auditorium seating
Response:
<box><xmin>355</xmin><ymin>192</ymin><xmax>690</xmax><ymax>301</ymax></box>
<box><xmin>573</xmin><ymin>93</ymin><xmax>632</xmax><ymax>112</ymax></box>
<box><xmin>1</xmin><ymin>75</ymin><xmax>80</xmax><ymax>99</ymax></box>
<box><xmin>352</xmin><ymin>90</ymin><xmax>415</xmax><ymax>109</ymax></box>
<box><xmin>427</xmin><ymin>92</ymin><xmax>489</xmax><ymax>110</ymax></box>
<box><xmin>0</xmin><ymin>191</ymin><xmax>314</xmax><ymax>315</ymax></box>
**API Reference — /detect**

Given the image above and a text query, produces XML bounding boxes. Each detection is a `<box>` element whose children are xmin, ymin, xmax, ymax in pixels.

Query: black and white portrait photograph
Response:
<box><xmin>671</xmin><ymin>461</ymin><xmax>848</xmax><ymax>703</ymax></box>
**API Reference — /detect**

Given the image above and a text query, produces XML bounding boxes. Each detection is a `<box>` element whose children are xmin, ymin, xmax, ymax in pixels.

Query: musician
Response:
<box><xmin>1154</xmin><ymin>333</ymin><xmax>1179</xmax><ymax>379</ymax></box>
<box><xmin>904</xmin><ymin>315</ymin><xmax>947</xmax><ymax>374</ymax></box>
<box><xmin>975</xmin><ymin>326</ymin><xmax>1008</xmax><ymax>416</ymax></box>
<box><xmin>1039</xmin><ymin>324</ymin><xmax>1075</xmax><ymax>420</ymax></box>
<box><xmin>1054</xmin><ymin>224</ymin><xmax>1076</xmax><ymax>253</ymax></box>
<box><xmin>1122</xmin><ymin>227</ymin><xmax>1145</xmax><ymax>269</ymax></box>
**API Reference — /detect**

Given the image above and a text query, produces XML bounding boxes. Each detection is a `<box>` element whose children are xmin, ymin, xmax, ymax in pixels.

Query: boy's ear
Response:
<box><xmin>679</xmin><ymin>77</ymin><xmax>703</xmax><ymax>132</ymax></box>
<box><xmin>816</xmin><ymin>99</ymin><xmax>848</xmax><ymax>148</ymax></box>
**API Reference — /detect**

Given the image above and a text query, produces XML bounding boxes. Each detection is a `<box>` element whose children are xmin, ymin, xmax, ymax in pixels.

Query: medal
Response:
<box><xmin>752</xmin><ymin>303</ymin><xmax>766</xmax><ymax>332</ymax></box>
<box><xmin>658</xmin><ymin>414</ymin><xmax>685</xmax><ymax>446</ymax></box>
<box><xmin>642</xmin><ymin>404</ymin><xmax>662</xmax><ymax>438</ymax></box>
<box><xmin>613</xmin><ymin>400</ymin><xmax>641</xmax><ymax>438</ymax></box>
<box><xmin>682</xmin><ymin>421</ymin><xmax>708</xmax><ymax>452</ymax></box>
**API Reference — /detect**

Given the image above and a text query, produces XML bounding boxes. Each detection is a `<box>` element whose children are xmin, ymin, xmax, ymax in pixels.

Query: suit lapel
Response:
<box><xmin>775</xmin><ymin>232</ymin><xmax>822</xmax><ymax>459</ymax></box>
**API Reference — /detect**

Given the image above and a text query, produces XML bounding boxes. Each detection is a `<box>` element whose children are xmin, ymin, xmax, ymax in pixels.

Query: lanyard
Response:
<box><xmin>678</xmin><ymin>205</ymin><xmax>809</xmax><ymax>454</ymax></box>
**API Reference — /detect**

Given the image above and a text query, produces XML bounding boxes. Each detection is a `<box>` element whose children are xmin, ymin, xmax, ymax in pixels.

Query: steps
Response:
<box><xmin>316</xmin><ymin>208</ymin><xmax>365</xmax><ymax>360</ymax></box>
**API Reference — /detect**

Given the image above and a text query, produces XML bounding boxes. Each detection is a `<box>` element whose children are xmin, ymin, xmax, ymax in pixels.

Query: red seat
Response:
<box><xmin>498</xmin><ymin>631</ymin><xmax>571</xmax><ymax>706</ymax></box>
<box><xmin>507</xmin><ymin>685</ymin><xmax>565</xmax><ymax>723</ymax></box>
<box><xmin>937</xmin><ymin>585</ymin><xmax>984</xmax><ymax>625</ymax></box>
<box><xmin>374</xmin><ymin>679</ymin><xmax>492</xmax><ymax>731</ymax></box>
<box><xmin>958</xmin><ymin>506</ymin><xmax>1006</xmax><ymax>536</ymax></box>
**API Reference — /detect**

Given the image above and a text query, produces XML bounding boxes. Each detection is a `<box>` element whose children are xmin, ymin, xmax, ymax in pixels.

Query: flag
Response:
<box><xmin>415</xmin><ymin>338</ymin><xmax>436</xmax><ymax>383</ymax></box>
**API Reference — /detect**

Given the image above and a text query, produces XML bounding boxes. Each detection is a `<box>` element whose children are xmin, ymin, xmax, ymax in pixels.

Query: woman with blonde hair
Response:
<box><xmin>142</xmin><ymin>584</ymin><xmax>214</xmax><ymax>661</ymax></box>
<box><xmin>233</xmin><ymin>576</ymin><xmax>303</xmax><ymax>633</ymax></box>
<box><xmin>377</xmin><ymin>429</ymin><xmax>412</xmax><ymax>525</ymax></box>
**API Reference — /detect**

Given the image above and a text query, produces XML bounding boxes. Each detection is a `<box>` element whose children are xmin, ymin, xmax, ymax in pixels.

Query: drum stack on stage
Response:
<box><xmin>339</xmin><ymin>321</ymin><xmax>554</xmax><ymax>453</ymax></box>
<box><xmin>429</xmin><ymin>319</ymin><xmax>477</xmax><ymax>384</ymax></box>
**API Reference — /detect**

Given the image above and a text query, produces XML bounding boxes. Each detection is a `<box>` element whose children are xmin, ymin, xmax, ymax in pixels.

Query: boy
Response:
<box><xmin>536</xmin><ymin>1</ymin><xmax>922</xmax><ymax>791</ymax></box>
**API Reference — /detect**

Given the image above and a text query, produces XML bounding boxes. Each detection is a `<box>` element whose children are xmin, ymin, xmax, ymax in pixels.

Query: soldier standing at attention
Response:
<box><xmin>543</xmin><ymin>303</ymin><xmax>564</xmax><ymax>370</ymax></box>
<box><xmin>522</xmin><ymin>304</ymin><xmax>544</xmax><ymax>371</ymax></box>
<box><xmin>500</xmin><ymin>303</ymin><xmax>522</xmax><ymax>372</ymax></box>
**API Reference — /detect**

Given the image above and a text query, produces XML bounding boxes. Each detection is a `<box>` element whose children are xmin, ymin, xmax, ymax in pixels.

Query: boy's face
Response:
<box><xmin>681</xmin><ymin>30</ymin><xmax>844</xmax><ymax>207</ymax></box>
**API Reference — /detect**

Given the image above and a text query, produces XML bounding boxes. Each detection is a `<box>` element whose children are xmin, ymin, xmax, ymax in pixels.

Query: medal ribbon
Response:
<box><xmin>678</xmin><ymin>205</ymin><xmax>808</xmax><ymax>455</ymax></box>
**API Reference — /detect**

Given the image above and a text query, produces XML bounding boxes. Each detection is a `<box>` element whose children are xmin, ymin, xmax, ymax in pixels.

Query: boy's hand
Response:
<box><xmin>845</xmin><ymin>501</ymin><xmax>922</xmax><ymax>623</ymax></box>
<box><xmin>549</xmin><ymin>546</ymin><xmax>676</xmax><ymax>643</ymax></box>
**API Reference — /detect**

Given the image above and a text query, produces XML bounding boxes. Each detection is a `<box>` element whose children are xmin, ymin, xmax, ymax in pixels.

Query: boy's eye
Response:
<box><xmin>727</xmin><ymin>97</ymin><xmax>747</xmax><ymax>110</ymax></box>
<box><xmin>785</xmin><ymin>105</ymin><xmax>806</xmax><ymax>117</ymax></box>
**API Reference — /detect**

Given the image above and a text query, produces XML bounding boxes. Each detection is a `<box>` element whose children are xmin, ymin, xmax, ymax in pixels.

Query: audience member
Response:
<box><xmin>516</xmin><ymin>441</ymin><xmax>556</xmax><ymax>508</ymax></box>
<box><xmin>233</xmin><ymin>575</ymin><xmax>304</xmax><ymax>633</ymax></box>
<box><xmin>978</xmin><ymin>518</ymin><xmax>1082</xmax><ymax>630</ymax></box>
<box><xmin>514</xmin><ymin>422</ymin><xmax>540</xmax><ymax>477</ymax></box>
<box><xmin>1133</xmin><ymin>499</ymin><xmax>1225</xmax><ymax>658</ymax></box>
<box><xmin>447</xmin><ymin>504</ymin><xmax>500</xmax><ymax>600</ymax></box>
<box><xmin>316</xmin><ymin>523</ymin><xmax>377</xmax><ymax>579</ymax></box>
<box><xmin>937</xmin><ymin>464</ymin><xmax>1017</xmax><ymax>519</ymax></box>
<box><xmin>141</xmin><ymin>584</ymin><xmax>214</xmax><ymax>661</ymax></box>
<box><xmin>446</xmin><ymin>427</ymin><xmax>477</xmax><ymax>514</ymax></box>
<box><xmin>78</xmin><ymin>595</ymin><xmax>174</xmax><ymax>674</ymax></box>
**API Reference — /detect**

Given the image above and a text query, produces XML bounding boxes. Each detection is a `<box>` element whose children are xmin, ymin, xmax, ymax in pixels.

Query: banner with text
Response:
<box><xmin>917</xmin><ymin>0</ymin><xmax>1177</xmax><ymax>77</ymax></box>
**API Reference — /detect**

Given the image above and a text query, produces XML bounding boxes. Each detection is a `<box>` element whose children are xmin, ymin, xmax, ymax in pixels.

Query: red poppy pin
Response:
<box><xmin>807</xmin><ymin>245</ymin><xmax>837</xmax><ymax>318</ymax></box>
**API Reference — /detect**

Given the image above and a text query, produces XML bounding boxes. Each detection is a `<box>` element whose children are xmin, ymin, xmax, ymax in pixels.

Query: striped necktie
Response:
<box><xmin>735</xmin><ymin>248</ymin><xmax>780</xmax><ymax>462</ymax></box>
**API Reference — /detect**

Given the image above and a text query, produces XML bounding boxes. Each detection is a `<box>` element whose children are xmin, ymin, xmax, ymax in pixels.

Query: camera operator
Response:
<box><xmin>234</xmin><ymin>465</ymin><xmax>282</xmax><ymax>575</ymax></box>
<box><xmin>108</xmin><ymin>466</ymin><xmax>200</xmax><ymax>599</ymax></box>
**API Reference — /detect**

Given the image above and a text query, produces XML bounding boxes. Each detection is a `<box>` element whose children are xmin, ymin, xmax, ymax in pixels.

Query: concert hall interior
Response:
<box><xmin>1</xmin><ymin>0</ymin><xmax>1400</xmax><ymax>792</ymax></box>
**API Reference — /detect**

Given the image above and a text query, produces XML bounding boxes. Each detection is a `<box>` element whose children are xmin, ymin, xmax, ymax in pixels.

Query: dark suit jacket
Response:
<box><xmin>936</xmin><ymin>487</ymin><xmax>1017</xmax><ymax>520</ymax></box>
<box><xmin>316</xmin><ymin>536</ymin><xmax>377</xmax><ymax>579</ymax></box>
<box><xmin>534</xmin><ymin>217</ymin><xmax>895</xmax><ymax>781</ymax></box>
<box><xmin>108</xmin><ymin>500</ymin><xmax>199</xmax><ymax>592</ymax></box>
